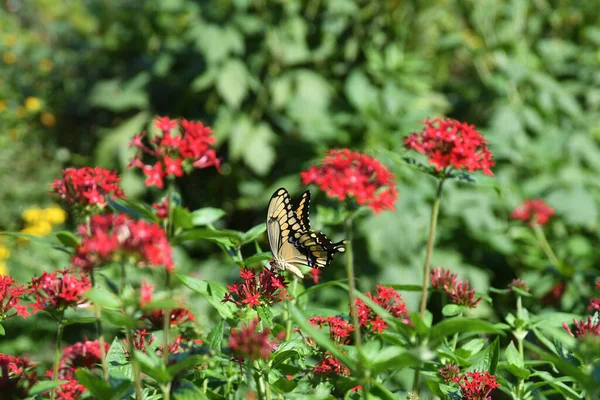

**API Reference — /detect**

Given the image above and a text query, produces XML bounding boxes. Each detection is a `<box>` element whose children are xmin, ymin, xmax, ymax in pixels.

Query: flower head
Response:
<box><xmin>404</xmin><ymin>118</ymin><xmax>495</xmax><ymax>176</ymax></box>
<box><xmin>589</xmin><ymin>283</ymin><xmax>600</xmax><ymax>311</ymax></box>
<box><xmin>0</xmin><ymin>276</ymin><xmax>30</xmax><ymax>320</ymax></box>
<box><xmin>308</xmin><ymin>316</ymin><xmax>355</xmax><ymax>345</ymax></box>
<box><xmin>72</xmin><ymin>214</ymin><xmax>174</xmax><ymax>272</ymax></box>
<box><xmin>457</xmin><ymin>371</ymin><xmax>500</xmax><ymax>400</ymax></box>
<box><xmin>0</xmin><ymin>354</ymin><xmax>37</xmax><ymax>398</ymax></box>
<box><xmin>229</xmin><ymin>319</ymin><xmax>283</xmax><ymax>361</ymax></box>
<box><xmin>355</xmin><ymin>285</ymin><xmax>409</xmax><ymax>334</ymax></box>
<box><xmin>430</xmin><ymin>267</ymin><xmax>458</xmax><ymax>293</ymax></box>
<box><xmin>29</xmin><ymin>270</ymin><xmax>91</xmax><ymax>313</ymax></box>
<box><xmin>509</xmin><ymin>279</ymin><xmax>529</xmax><ymax>293</ymax></box>
<box><xmin>223</xmin><ymin>267</ymin><xmax>289</xmax><ymax>310</ymax></box>
<box><xmin>300</xmin><ymin>149</ymin><xmax>398</xmax><ymax>214</ymax></box>
<box><xmin>313</xmin><ymin>354</ymin><xmax>351</xmax><ymax>377</ymax></box>
<box><xmin>54</xmin><ymin>377</ymin><xmax>86</xmax><ymax>400</ymax></box>
<box><xmin>439</xmin><ymin>364</ymin><xmax>460</xmax><ymax>383</ymax></box>
<box><xmin>58</xmin><ymin>339</ymin><xmax>109</xmax><ymax>379</ymax></box>
<box><xmin>511</xmin><ymin>199</ymin><xmax>555</xmax><ymax>226</ymax></box>
<box><xmin>563</xmin><ymin>315</ymin><xmax>600</xmax><ymax>338</ymax></box>
<box><xmin>51</xmin><ymin>167</ymin><xmax>125</xmax><ymax>209</ymax></box>
<box><xmin>129</xmin><ymin>116</ymin><xmax>221</xmax><ymax>189</ymax></box>
<box><xmin>430</xmin><ymin>267</ymin><xmax>481</xmax><ymax>309</ymax></box>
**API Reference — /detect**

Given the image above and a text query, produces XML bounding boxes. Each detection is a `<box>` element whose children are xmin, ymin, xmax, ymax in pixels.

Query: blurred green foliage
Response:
<box><xmin>1</xmin><ymin>0</ymin><xmax>600</xmax><ymax>327</ymax></box>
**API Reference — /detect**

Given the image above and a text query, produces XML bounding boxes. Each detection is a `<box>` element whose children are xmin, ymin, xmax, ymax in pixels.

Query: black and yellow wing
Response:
<box><xmin>292</xmin><ymin>190</ymin><xmax>311</xmax><ymax>232</ymax></box>
<box><xmin>294</xmin><ymin>230</ymin><xmax>346</xmax><ymax>269</ymax></box>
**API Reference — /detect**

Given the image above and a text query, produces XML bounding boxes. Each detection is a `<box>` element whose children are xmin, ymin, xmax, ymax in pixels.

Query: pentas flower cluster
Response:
<box><xmin>0</xmin><ymin>354</ymin><xmax>37</xmax><ymax>398</ymax></box>
<box><xmin>29</xmin><ymin>270</ymin><xmax>91</xmax><ymax>313</ymax></box>
<box><xmin>72</xmin><ymin>214</ymin><xmax>174</xmax><ymax>272</ymax></box>
<box><xmin>0</xmin><ymin>276</ymin><xmax>30</xmax><ymax>320</ymax></box>
<box><xmin>509</xmin><ymin>279</ymin><xmax>529</xmax><ymax>293</ymax></box>
<box><xmin>129</xmin><ymin>116</ymin><xmax>221</xmax><ymax>189</ymax></box>
<box><xmin>563</xmin><ymin>315</ymin><xmax>600</xmax><ymax>338</ymax></box>
<box><xmin>511</xmin><ymin>199</ymin><xmax>555</xmax><ymax>226</ymax></box>
<box><xmin>51</xmin><ymin>166</ymin><xmax>125</xmax><ymax>208</ymax></box>
<box><xmin>438</xmin><ymin>364</ymin><xmax>460</xmax><ymax>383</ymax></box>
<box><xmin>229</xmin><ymin>319</ymin><xmax>283</xmax><ymax>361</ymax></box>
<box><xmin>589</xmin><ymin>282</ymin><xmax>600</xmax><ymax>311</ymax></box>
<box><xmin>431</xmin><ymin>267</ymin><xmax>482</xmax><ymax>308</ymax></box>
<box><xmin>223</xmin><ymin>267</ymin><xmax>289</xmax><ymax>309</ymax></box>
<box><xmin>404</xmin><ymin>118</ymin><xmax>495</xmax><ymax>176</ymax></box>
<box><xmin>300</xmin><ymin>149</ymin><xmax>398</xmax><ymax>214</ymax></box>
<box><xmin>54</xmin><ymin>379</ymin><xmax>86</xmax><ymax>400</ymax></box>
<box><xmin>355</xmin><ymin>286</ymin><xmax>409</xmax><ymax>334</ymax></box>
<box><xmin>140</xmin><ymin>282</ymin><xmax>195</xmax><ymax>329</ymax></box>
<box><xmin>124</xmin><ymin>330</ymin><xmax>196</xmax><ymax>357</ymax></box>
<box><xmin>457</xmin><ymin>371</ymin><xmax>500</xmax><ymax>400</ymax></box>
<box><xmin>307</xmin><ymin>316</ymin><xmax>354</xmax><ymax>377</ymax></box>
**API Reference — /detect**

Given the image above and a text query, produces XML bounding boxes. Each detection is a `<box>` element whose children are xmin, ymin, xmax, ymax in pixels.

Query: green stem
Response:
<box><xmin>285</xmin><ymin>277</ymin><xmax>297</xmax><ymax>340</ymax></box>
<box><xmin>90</xmin><ymin>263</ymin><xmax>109</xmax><ymax>381</ymax></box>
<box><xmin>163</xmin><ymin>269</ymin><xmax>171</xmax><ymax>365</ymax></box>
<box><xmin>126</xmin><ymin>330</ymin><xmax>144</xmax><ymax>400</ymax></box>
<box><xmin>516</xmin><ymin>295</ymin><xmax>525</xmax><ymax>399</ymax></box>
<box><xmin>533</xmin><ymin>225</ymin><xmax>562</xmax><ymax>273</ymax></box>
<box><xmin>161</xmin><ymin>382</ymin><xmax>171</xmax><ymax>400</ymax></box>
<box><xmin>250</xmin><ymin>362</ymin><xmax>265</xmax><ymax>400</ymax></box>
<box><xmin>419</xmin><ymin>178</ymin><xmax>445</xmax><ymax>317</ymax></box>
<box><xmin>50</xmin><ymin>320</ymin><xmax>64</xmax><ymax>400</ymax></box>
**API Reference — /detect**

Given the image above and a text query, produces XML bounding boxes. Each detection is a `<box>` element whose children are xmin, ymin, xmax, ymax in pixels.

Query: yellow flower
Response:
<box><xmin>40</xmin><ymin>112</ymin><xmax>56</xmax><ymax>127</ymax></box>
<box><xmin>0</xmin><ymin>246</ymin><xmax>9</xmax><ymax>260</ymax></box>
<box><xmin>21</xmin><ymin>221</ymin><xmax>52</xmax><ymax>238</ymax></box>
<box><xmin>0</xmin><ymin>100</ymin><xmax>5</xmax><ymax>112</ymax></box>
<box><xmin>2</xmin><ymin>34</ymin><xmax>17</xmax><ymax>47</ymax></box>
<box><xmin>24</xmin><ymin>97</ymin><xmax>41</xmax><ymax>112</ymax></box>
<box><xmin>0</xmin><ymin>262</ymin><xmax>7</xmax><ymax>276</ymax></box>
<box><xmin>43</xmin><ymin>207</ymin><xmax>67</xmax><ymax>225</ymax></box>
<box><xmin>22</xmin><ymin>208</ymin><xmax>43</xmax><ymax>224</ymax></box>
<box><xmin>3</xmin><ymin>51</ymin><xmax>16</xmax><ymax>64</ymax></box>
<box><xmin>40</xmin><ymin>58</ymin><xmax>53</xmax><ymax>72</ymax></box>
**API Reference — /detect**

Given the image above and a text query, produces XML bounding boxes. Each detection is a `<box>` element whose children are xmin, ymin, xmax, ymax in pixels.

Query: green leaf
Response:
<box><xmin>207</xmin><ymin>320</ymin><xmax>224</xmax><ymax>354</ymax></box>
<box><xmin>106</xmin><ymin>338</ymin><xmax>132</xmax><ymax>380</ymax></box>
<box><xmin>176</xmin><ymin>227</ymin><xmax>244</xmax><ymax>247</ymax></box>
<box><xmin>430</xmin><ymin>318</ymin><xmax>504</xmax><ymax>345</ymax></box>
<box><xmin>371</xmin><ymin>381</ymin><xmax>400</xmax><ymax>400</ymax></box>
<box><xmin>177</xmin><ymin>274</ymin><xmax>234</xmax><ymax>319</ymax></box>
<box><xmin>271</xmin><ymin>350</ymin><xmax>299</xmax><ymax>369</ymax></box>
<box><xmin>505</xmin><ymin>341</ymin><xmax>524</xmax><ymax>368</ymax></box>
<box><xmin>173</xmin><ymin>207</ymin><xmax>194</xmax><ymax>230</ymax></box>
<box><xmin>102</xmin><ymin>309</ymin><xmax>137</xmax><ymax>329</ymax></box>
<box><xmin>217</xmin><ymin>58</ymin><xmax>248</xmax><ymax>108</ymax></box>
<box><xmin>241</xmin><ymin>223</ymin><xmax>266</xmax><ymax>244</ymax></box>
<box><xmin>0</xmin><ymin>324</ymin><xmax>4</xmax><ymax>336</ymax></box>
<box><xmin>272</xmin><ymin>378</ymin><xmax>298</xmax><ymax>393</ymax></box>
<box><xmin>289</xmin><ymin>303</ymin><xmax>355</xmax><ymax>373</ymax></box>
<box><xmin>442</xmin><ymin>304</ymin><xmax>466</xmax><ymax>317</ymax></box>
<box><xmin>135</xmin><ymin>350</ymin><xmax>171</xmax><ymax>384</ymax></box>
<box><xmin>89</xmin><ymin>74</ymin><xmax>150</xmax><ymax>112</ymax></box>
<box><xmin>55</xmin><ymin>231</ymin><xmax>80</xmax><ymax>248</ymax></box>
<box><xmin>371</xmin><ymin>346</ymin><xmax>420</xmax><ymax>375</ymax></box>
<box><xmin>108</xmin><ymin>198</ymin><xmax>160</xmax><ymax>223</ymax></box>
<box><xmin>389</xmin><ymin>284</ymin><xmax>422</xmax><ymax>292</ymax></box>
<box><xmin>172</xmin><ymin>382</ymin><xmax>209</xmax><ymax>400</ymax></box>
<box><xmin>243</xmin><ymin>123</ymin><xmax>275</xmax><ymax>176</ymax></box>
<box><xmin>75</xmin><ymin>368</ymin><xmax>132</xmax><ymax>400</ymax></box>
<box><xmin>256</xmin><ymin>306</ymin><xmax>273</xmax><ymax>325</ymax></box>
<box><xmin>63</xmin><ymin>317</ymin><xmax>97</xmax><ymax>326</ymax></box>
<box><xmin>470</xmin><ymin>337</ymin><xmax>500</xmax><ymax>374</ymax></box>
<box><xmin>511</xmin><ymin>287</ymin><xmax>532</xmax><ymax>297</ymax></box>
<box><xmin>0</xmin><ymin>231</ymin><xmax>71</xmax><ymax>254</ymax></box>
<box><xmin>28</xmin><ymin>380</ymin><xmax>63</xmax><ymax>395</ymax></box>
<box><xmin>191</xmin><ymin>208</ymin><xmax>226</xmax><ymax>226</ymax></box>
<box><xmin>85</xmin><ymin>288</ymin><xmax>121</xmax><ymax>309</ymax></box>
<box><xmin>243</xmin><ymin>252</ymin><xmax>271</xmax><ymax>266</ymax></box>
<box><xmin>167</xmin><ymin>355</ymin><xmax>205</xmax><ymax>377</ymax></box>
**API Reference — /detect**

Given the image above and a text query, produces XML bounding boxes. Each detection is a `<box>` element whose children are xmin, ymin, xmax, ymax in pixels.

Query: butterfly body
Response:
<box><xmin>266</xmin><ymin>188</ymin><xmax>345</xmax><ymax>278</ymax></box>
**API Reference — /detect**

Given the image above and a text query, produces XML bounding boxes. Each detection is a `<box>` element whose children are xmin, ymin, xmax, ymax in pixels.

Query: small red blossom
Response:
<box><xmin>563</xmin><ymin>316</ymin><xmax>600</xmax><ymax>338</ymax></box>
<box><xmin>0</xmin><ymin>354</ymin><xmax>37</xmax><ymax>398</ymax></box>
<box><xmin>457</xmin><ymin>371</ymin><xmax>500</xmax><ymax>400</ymax></box>
<box><xmin>129</xmin><ymin>116</ymin><xmax>221</xmax><ymax>189</ymax></box>
<box><xmin>355</xmin><ymin>285</ymin><xmax>409</xmax><ymax>333</ymax></box>
<box><xmin>509</xmin><ymin>279</ymin><xmax>529</xmax><ymax>293</ymax></box>
<box><xmin>309</xmin><ymin>316</ymin><xmax>355</xmax><ymax>345</ymax></box>
<box><xmin>29</xmin><ymin>270</ymin><xmax>91</xmax><ymax>313</ymax></box>
<box><xmin>57</xmin><ymin>339</ymin><xmax>109</xmax><ymax>379</ymax></box>
<box><xmin>404</xmin><ymin>118</ymin><xmax>495</xmax><ymax>176</ymax></box>
<box><xmin>229</xmin><ymin>319</ymin><xmax>283</xmax><ymax>361</ymax></box>
<box><xmin>430</xmin><ymin>267</ymin><xmax>458</xmax><ymax>293</ymax></box>
<box><xmin>51</xmin><ymin>167</ymin><xmax>125</xmax><ymax>209</ymax></box>
<box><xmin>430</xmin><ymin>267</ymin><xmax>481</xmax><ymax>309</ymax></box>
<box><xmin>54</xmin><ymin>377</ymin><xmax>86</xmax><ymax>400</ymax></box>
<box><xmin>152</xmin><ymin>198</ymin><xmax>170</xmax><ymax>220</ymax></box>
<box><xmin>300</xmin><ymin>149</ymin><xmax>398</xmax><ymax>214</ymax></box>
<box><xmin>125</xmin><ymin>330</ymin><xmax>156</xmax><ymax>357</ymax></box>
<box><xmin>511</xmin><ymin>199</ymin><xmax>555</xmax><ymax>226</ymax></box>
<box><xmin>309</xmin><ymin>267</ymin><xmax>321</xmax><ymax>284</ymax></box>
<box><xmin>439</xmin><ymin>364</ymin><xmax>460</xmax><ymax>383</ymax></box>
<box><xmin>0</xmin><ymin>276</ymin><xmax>31</xmax><ymax>320</ymax></box>
<box><xmin>223</xmin><ymin>267</ymin><xmax>289</xmax><ymax>310</ymax></box>
<box><xmin>72</xmin><ymin>214</ymin><xmax>174</xmax><ymax>272</ymax></box>
<box><xmin>139</xmin><ymin>282</ymin><xmax>195</xmax><ymax>329</ymax></box>
<box><xmin>313</xmin><ymin>354</ymin><xmax>351</xmax><ymax>377</ymax></box>
<box><xmin>589</xmin><ymin>298</ymin><xmax>600</xmax><ymax>312</ymax></box>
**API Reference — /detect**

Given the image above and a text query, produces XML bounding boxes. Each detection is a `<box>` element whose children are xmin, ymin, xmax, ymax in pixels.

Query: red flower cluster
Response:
<box><xmin>51</xmin><ymin>167</ymin><xmax>125</xmax><ymax>208</ymax></box>
<box><xmin>430</xmin><ymin>267</ymin><xmax>482</xmax><ymax>308</ymax></box>
<box><xmin>0</xmin><ymin>354</ymin><xmax>37</xmax><ymax>398</ymax></box>
<box><xmin>57</xmin><ymin>339</ymin><xmax>109</xmax><ymax>378</ymax></box>
<box><xmin>223</xmin><ymin>267</ymin><xmax>289</xmax><ymax>309</ymax></box>
<box><xmin>439</xmin><ymin>364</ymin><xmax>460</xmax><ymax>383</ymax></box>
<box><xmin>313</xmin><ymin>354</ymin><xmax>351</xmax><ymax>377</ymax></box>
<box><xmin>29</xmin><ymin>270</ymin><xmax>91</xmax><ymax>313</ymax></box>
<box><xmin>563</xmin><ymin>316</ymin><xmax>600</xmax><ymax>338</ymax></box>
<box><xmin>54</xmin><ymin>378</ymin><xmax>86</xmax><ymax>400</ymax></box>
<box><xmin>355</xmin><ymin>285</ymin><xmax>409</xmax><ymax>334</ymax></box>
<box><xmin>127</xmin><ymin>329</ymin><xmax>156</xmax><ymax>356</ymax></box>
<box><xmin>458</xmin><ymin>371</ymin><xmax>500</xmax><ymax>400</ymax></box>
<box><xmin>509</xmin><ymin>279</ymin><xmax>529</xmax><ymax>292</ymax></box>
<box><xmin>139</xmin><ymin>282</ymin><xmax>195</xmax><ymax>329</ymax></box>
<box><xmin>511</xmin><ymin>199</ymin><xmax>555</xmax><ymax>226</ymax></box>
<box><xmin>152</xmin><ymin>197</ymin><xmax>170</xmax><ymax>220</ymax></box>
<box><xmin>0</xmin><ymin>276</ymin><xmax>30</xmax><ymax>320</ymax></box>
<box><xmin>129</xmin><ymin>116</ymin><xmax>221</xmax><ymax>189</ymax></box>
<box><xmin>589</xmin><ymin>282</ymin><xmax>600</xmax><ymax>311</ymax></box>
<box><xmin>300</xmin><ymin>149</ymin><xmax>398</xmax><ymax>214</ymax></box>
<box><xmin>404</xmin><ymin>118</ymin><xmax>495</xmax><ymax>176</ymax></box>
<box><xmin>309</xmin><ymin>316</ymin><xmax>354</xmax><ymax>345</ymax></box>
<box><xmin>72</xmin><ymin>214</ymin><xmax>174</xmax><ymax>272</ymax></box>
<box><xmin>229</xmin><ymin>319</ymin><xmax>283</xmax><ymax>361</ymax></box>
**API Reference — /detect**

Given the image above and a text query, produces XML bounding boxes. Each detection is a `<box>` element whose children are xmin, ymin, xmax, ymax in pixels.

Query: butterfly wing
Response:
<box><xmin>267</xmin><ymin>188</ymin><xmax>307</xmax><ymax>278</ymax></box>
<box><xmin>292</xmin><ymin>190</ymin><xmax>311</xmax><ymax>232</ymax></box>
<box><xmin>294</xmin><ymin>230</ymin><xmax>346</xmax><ymax>269</ymax></box>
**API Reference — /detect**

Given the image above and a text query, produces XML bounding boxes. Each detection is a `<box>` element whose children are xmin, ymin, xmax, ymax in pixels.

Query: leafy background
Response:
<box><xmin>1</xmin><ymin>0</ymin><xmax>599</xmax><ymax>376</ymax></box>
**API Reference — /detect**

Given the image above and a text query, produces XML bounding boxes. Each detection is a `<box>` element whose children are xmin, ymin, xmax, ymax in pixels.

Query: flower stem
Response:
<box><xmin>250</xmin><ymin>361</ymin><xmax>265</xmax><ymax>400</ymax></box>
<box><xmin>162</xmin><ymin>269</ymin><xmax>171</xmax><ymax>365</ymax></box>
<box><xmin>90</xmin><ymin>264</ymin><xmax>109</xmax><ymax>381</ymax></box>
<box><xmin>126</xmin><ymin>330</ymin><xmax>144</xmax><ymax>400</ymax></box>
<box><xmin>533</xmin><ymin>225</ymin><xmax>562</xmax><ymax>273</ymax></box>
<box><xmin>285</xmin><ymin>277</ymin><xmax>297</xmax><ymax>340</ymax></box>
<box><xmin>419</xmin><ymin>178</ymin><xmax>445</xmax><ymax>317</ymax></box>
<box><xmin>50</xmin><ymin>320</ymin><xmax>64</xmax><ymax>400</ymax></box>
<box><xmin>516</xmin><ymin>294</ymin><xmax>526</xmax><ymax>399</ymax></box>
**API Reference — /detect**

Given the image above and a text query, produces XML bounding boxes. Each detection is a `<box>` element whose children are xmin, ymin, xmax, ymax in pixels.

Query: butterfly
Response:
<box><xmin>267</xmin><ymin>188</ymin><xmax>345</xmax><ymax>278</ymax></box>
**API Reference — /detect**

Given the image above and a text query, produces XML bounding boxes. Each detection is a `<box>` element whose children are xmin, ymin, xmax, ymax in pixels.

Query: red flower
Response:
<box><xmin>139</xmin><ymin>282</ymin><xmax>195</xmax><ymax>329</ymax></box>
<box><xmin>439</xmin><ymin>364</ymin><xmax>460</xmax><ymax>383</ymax></box>
<box><xmin>0</xmin><ymin>276</ymin><xmax>31</xmax><ymax>320</ymax></box>
<box><xmin>51</xmin><ymin>167</ymin><xmax>125</xmax><ymax>209</ymax></box>
<box><xmin>308</xmin><ymin>267</ymin><xmax>321</xmax><ymax>284</ymax></box>
<box><xmin>58</xmin><ymin>339</ymin><xmax>109</xmax><ymax>379</ymax></box>
<box><xmin>72</xmin><ymin>214</ymin><xmax>174</xmax><ymax>272</ymax></box>
<box><xmin>29</xmin><ymin>270</ymin><xmax>91</xmax><ymax>313</ymax></box>
<box><xmin>223</xmin><ymin>267</ymin><xmax>289</xmax><ymax>310</ymax></box>
<box><xmin>300</xmin><ymin>149</ymin><xmax>398</xmax><ymax>214</ymax></box>
<box><xmin>313</xmin><ymin>354</ymin><xmax>351</xmax><ymax>377</ymax></box>
<box><xmin>0</xmin><ymin>354</ymin><xmax>37</xmax><ymax>398</ymax></box>
<box><xmin>404</xmin><ymin>118</ymin><xmax>495</xmax><ymax>176</ymax></box>
<box><xmin>509</xmin><ymin>279</ymin><xmax>529</xmax><ymax>293</ymax></box>
<box><xmin>129</xmin><ymin>116</ymin><xmax>221</xmax><ymax>189</ymax></box>
<box><xmin>563</xmin><ymin>316</ymin><xmax>600</xmax><ymax>338</ymax></box>
<box><xmin>430</xmin><ymin>267</ymin><xmax>481</xmax><ymax>309</ymax></box>
<box><xmin>355</xmin><ymin>285</ymin><xmax>409</xmax><ymax>333</ymax></box>
<box><xmin>152</xmin><ymin>197</ymin><xmax>170</xmax><ymax>220</ymax></box>
<box><xmin>54</xmin><ymin>377</ymin><xmax>86</xmax><ymax>400</ymax></box>
<box><xmin>511</xmin><ymin>199</ymin><xmax>555</xmax><ymax>226</ymax></box>
<box><xmin>228</xmin><ymin>319</ymin><xmax>283</xmax><ymax>361</ymax></box>
<box><xmin>308</xmin><ymin>316</ymin><xmax>355</xmax><ymax>345</ymax></box>
<box><xmin>457</xmin><ymin>371</ymin><xmax>500</xmax><ymax>400</ymax></box>
<box><xmin>125</xmin><ymin>330</ymin><xmax>156</xmax><ymax>357</ymax></box>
